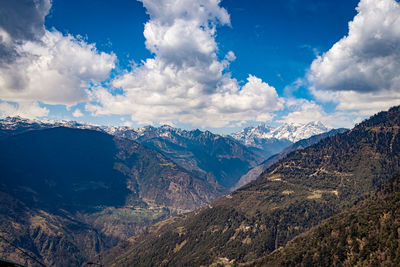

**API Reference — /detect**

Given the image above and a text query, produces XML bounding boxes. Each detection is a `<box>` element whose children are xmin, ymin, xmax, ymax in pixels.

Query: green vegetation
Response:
<box><xmin>0</xmin><ymin>192</ymin><xmax>104</xmax><ymax>267</ymax></box>
<box><xmin>99</xmin><ymin>208</ymin><xmax>169</xmax><ymax>223</ymax></box>
<box><xmin>254</xmin><ymin>175</ymin><xmax>400</xmax><ymax>267</ymax></box>
<box><xmin>81</xmin><ymin>207</ymin><xmax>172</xmax><ymax>246</ymax></box>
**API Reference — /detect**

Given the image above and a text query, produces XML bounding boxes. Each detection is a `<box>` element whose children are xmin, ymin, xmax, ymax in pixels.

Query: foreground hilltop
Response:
<box><xmin>233</xmin><ymin>128</ymin><xmax>348</xmax><ymax>190</ymax></box>
<box><xmin>101</xmin><ymin>106</ymin><xmax>400</xmax><ymax>266</ymax></box>
<box><xmin>253</xmin><ymin>174</ymin><xmax>400</xmax><ymax>266</ymax></box>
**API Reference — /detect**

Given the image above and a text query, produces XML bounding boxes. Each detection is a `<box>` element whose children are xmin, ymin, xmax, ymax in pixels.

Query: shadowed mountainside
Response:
<box><xmin>0</xmin><ymin>192</ymin><xmax>104</xmax><ymax>267</ymax></box>
<box><xmin>133</xmin><ymin>127</ymin><xmax>263</xmax><ymax>189</ymax></box>
<box><xmin>0</xmin><ymin>118</ymin><xmax>265</xmax><ymax>190</ymax></box>
<box><xmin>0</xmin><ymin>127</ymin><xmax>224</xmax><ymax>266</ymax></box>
<box><xmin>0</xmin><ymin>127</ymin><xmax>222</xmax><ymax>212</ymax></box>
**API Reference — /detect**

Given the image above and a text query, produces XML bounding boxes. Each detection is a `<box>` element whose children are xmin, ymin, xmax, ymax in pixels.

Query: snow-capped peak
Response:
<box><xmin>231</xmin><ymin>121</ymin><xmax>329</xmax><ymax>144</ymax></box>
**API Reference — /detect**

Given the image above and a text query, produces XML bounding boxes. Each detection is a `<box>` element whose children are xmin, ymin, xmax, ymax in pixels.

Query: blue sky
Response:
<box><xmin>1</xmin><ymin>0</ymin><xmax>399</xmax><ymax>133</ymax></box>
<box><xmin>45</xmin><ymin>0</ymin><xmax>358</xmax><ymax>91</ymax></box>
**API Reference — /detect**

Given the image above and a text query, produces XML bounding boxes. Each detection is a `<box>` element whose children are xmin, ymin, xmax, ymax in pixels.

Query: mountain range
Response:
<box><xmin>0</xmin><ymin>117</ymin><xmax>329</xmax><ymax>190</ymax></box>
<box><xmin>229</xmin><ymin>121</ymin><xmax>329</xmax><ymax>158</ymax></box>
<box><xmin>0</xmin><ymin>117</ymin><xmax>263</xmax><ymax>189</ymax></box>
<box><xmin>0</xmin><ymin>115</ymin><xmax>363</xmax><ymax>266</ymax></box>
<box><xmin>230</xmin><ymin>121</ymin><xmax>329</xmax><ymax>143</ymax></box>
<box><xmin>117</xmin><ymin>125</ymin><xmax>262</xmax><ymax>189</ymax></box>
<box><xmin>101</xmin><ymin>106</ymin><xmax>400</xmax><ymax>266</ymax></box>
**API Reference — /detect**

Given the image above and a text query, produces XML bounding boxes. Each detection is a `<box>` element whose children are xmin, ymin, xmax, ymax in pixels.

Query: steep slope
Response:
<box><xmin>233</xmin><ymin>128</ymin><xmax>348</xmax><ymax>190</ymax></box>
<box><xmin>101</xmin><ymin>106</ymin><xmax>400</xmax><ymax>266</ymax></box>
<box><xmin>0</xmin><ymin>127</ymin><xmax>220</xmax><ymax>212</ymax></box>
<box><xmin>133</xmin><ymin>126</ymin><xmax>262</xmax><ymax>188</ymax></box>
<box><xmin>0</xmin><ymin>193</ymin><xmax>104</xmax><ymax>267</ymax></box>
<box><xmin>0</xmin><ymin>127</ymin><xmax>223</xmax><ymax>266</ymax></box>
<box><xmin>253</xmin><ymin>174</ymin><xmax>400</xmax><ymax>267</ymax></box>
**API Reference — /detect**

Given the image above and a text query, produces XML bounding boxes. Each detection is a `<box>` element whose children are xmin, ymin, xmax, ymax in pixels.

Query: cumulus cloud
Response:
<box><xmin>0</xmin><ymin>31</ymin><xmax>116</xmax><ymax>105</ymax></box>
<box><xmin>281</xmin><ymin>99</ymin><xmax>361</xmax><ymax>129</ymax></box>
<box><xmin>0</xmin><ymin>0</ymin><xmax>116</xmax><ymax>118</ymax></box>
<box><xmin>311</xmin><ymin>88</ymin><xmax>400</xmax><ymax>116</ymax></box>
<box><xmin>0</xmin><ymin>0</ymin><xmax>51</xmax><ymax>63</ymax></box>
<box><xmin>308</xmin><ymin>0</ymin><xmax>400</xmax><ymax>113</ymax></box>
<box><xmin>0</xmin><ymin>101</ymin><xmax>49</xmax><ymax>119</ymax></box>
<box><xmin>88</xmin><ymin>0</ymin><xmax>283</xmax><ymax>127</ymax></box>
<box><xmin>72</xmin><ymin>108</ymin><xmax>84</xmax><ymax>118</ymax></box>
<box><xmin>282</xmin><ymin>99</ymin><xmax>327</xmax><ymax>124</ymax></box>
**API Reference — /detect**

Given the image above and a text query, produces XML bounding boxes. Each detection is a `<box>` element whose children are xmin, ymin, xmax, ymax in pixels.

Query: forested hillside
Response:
<box><xmin>253</xmin><ymin>174</ymin><xmax>400</xmax><ymax>266</ymax></box>
<box><xmin>101</xmin><ymin>106</ymin><xmax>400</xmax><ymax>266</ymax></box>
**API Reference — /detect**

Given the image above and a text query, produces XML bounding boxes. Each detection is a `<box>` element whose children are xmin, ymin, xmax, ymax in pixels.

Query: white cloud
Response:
<box><xmin>0</xmin><ymin>0</ymin><xmax>116</xmax><ymax>113</ymax></box>
<box><xmin>282</xmin><ymin>99</ymin><xmax>327</xmax><ymax>124</ymax></box>
<box><xmin>88</xmin><ymin>0</ymin><xmax>283</xmax><ymax>128</ymax></box>
<box><xmin>0</xmin><ymin>101</ymin><xmax>49</xmax><ymax>119</ymax></box>
<box><xmin>308</xmin><ymin>0</ymin><xmax>400</xmax><ymax>114</ymax></box>
<box><xmin>72</xmin><ymin>108</ymin><xmax>84</xmax><ymax>118</ymax></box>
<box><xmin>0</xmin><ymin>30</ymin><xmax>116</xmax><ymax>106</ymax></box>
<box><xmin>310</xmin><ymin>88</ymin><xmax>400</xmax><ymax>116</ymax></box>
<box><xmin>0</xmin><ymin>0</ymin><xmax>51</xmax><ymax>63</ymax></box>
<box><xmin>0</xmin><ymin>0</ymin><xmax>50</xmax><ymax>42</ymax></box>
<box><xmin>281</xmin><ymin>99</ymin><xmax>361</xmax><ymax>129</ymax></box>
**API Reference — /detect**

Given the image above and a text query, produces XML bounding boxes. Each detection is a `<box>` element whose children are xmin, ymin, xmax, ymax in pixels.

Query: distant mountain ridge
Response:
<box><xmin>0</xmin><ymin>126</ymin><xmax>222</xmax><ymax>212</ymax></box>
<box><xmin>129</xmin><ymin>126</ymin><xmax>263</xmax><ymax>188</ymax></box>
<box><xmin>230</xmin><ymin>121</ymin><xmax>329</xmax><ymax>144</ymax></box>
<box><xmin>229</xmin><ymin>121</ymin><xmax>329</xmax><ymax>159</ymax></box>
<box><xmin>0</xmin><ymin>117</ymin><xmax>263</xmax><ymax>189</ymax></box>
<box><xmin>0</xmin><ymin>117</ymin><xmax>329</xmax><ymax>144</ymax></box>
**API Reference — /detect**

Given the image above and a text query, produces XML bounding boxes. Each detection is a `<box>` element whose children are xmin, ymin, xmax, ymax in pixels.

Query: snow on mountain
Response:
<box><xmin>2</xmin><ymin>117</ymin><xmax>330</xmax><ymax>188</ymax></box>
<box><xmin>0</xmin><ymin>116</ymin><xmax>265</xmax><ymax>189</ymax></box>
<box><xmin>231</xmin><ymin>121</ymin><xmax>330</xmax><ymax>145</ymax></box>
<box><xmin>0</xmin><ymin>116</ymin><xmax>103</xmax><ymax>133</ymax></box>
<box><xmin>1</xmin><ymin>117</ymin><xmax>329</xmax><ymax>146</ymax></box>
<box><xmin>0</xmin><ymin>116</ymin><xmax>218</xmax><ymax>142</ymax></box>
